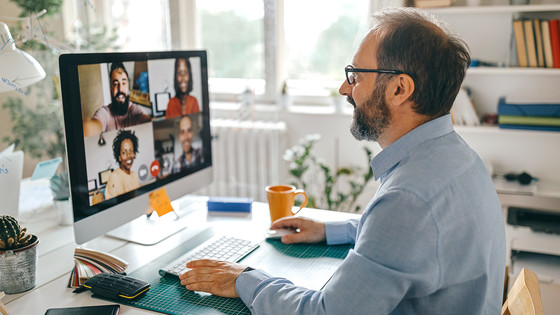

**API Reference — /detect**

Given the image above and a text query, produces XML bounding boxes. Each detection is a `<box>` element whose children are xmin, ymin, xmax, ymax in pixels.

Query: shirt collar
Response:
<box><xmin>370</xmin><ymin>114</ymin><xmax>454</xmax><ymax>181</ymax></box>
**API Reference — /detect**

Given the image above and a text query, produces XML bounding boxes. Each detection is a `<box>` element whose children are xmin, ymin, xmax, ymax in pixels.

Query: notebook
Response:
<box><xmin>0</xmin><ymin>149</ymin><xmax>24</xmax><ymax>218</ymax></box>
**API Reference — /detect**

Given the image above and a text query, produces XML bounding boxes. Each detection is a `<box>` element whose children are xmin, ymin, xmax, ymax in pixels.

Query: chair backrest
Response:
<box><xmin>501</xmin><ymin>268</ymin><xmax>543</xmax><ymax>315</ymax></box>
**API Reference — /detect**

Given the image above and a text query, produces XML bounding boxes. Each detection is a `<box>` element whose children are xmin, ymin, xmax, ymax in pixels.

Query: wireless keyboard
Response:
<box><xmin>159</xmin><ymin>235</ymin><xmax>260</xmax><ymax>277</ymax></box>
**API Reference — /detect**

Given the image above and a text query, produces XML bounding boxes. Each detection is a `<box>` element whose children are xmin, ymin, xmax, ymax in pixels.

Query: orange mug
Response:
<box><xmin>265</xmin><ymin>185</ymin><xmax>308</xmax><ymax>222</ymax></box>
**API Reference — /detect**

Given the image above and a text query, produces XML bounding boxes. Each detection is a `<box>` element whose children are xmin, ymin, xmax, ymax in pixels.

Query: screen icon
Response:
<box><xmin>150</xmin><ymin>160</ymin><xmax>161</xmax><ymax>177</ymax></box>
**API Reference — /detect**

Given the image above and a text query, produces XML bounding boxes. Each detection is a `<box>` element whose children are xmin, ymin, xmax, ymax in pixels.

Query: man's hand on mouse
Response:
<box><xmin>270</xmin><ymin>217</ymin><xmax>326</xmax><ymax>244</ymax></box>
<box><xmin>180</xmin><ymin>259</ymin><xmax>247</xmax><ymax>298</ymax></box>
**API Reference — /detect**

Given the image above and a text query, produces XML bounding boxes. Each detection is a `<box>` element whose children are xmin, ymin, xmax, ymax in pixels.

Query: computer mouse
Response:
<box><xmin>265</xmin><ymin>228</ymin><xmax>298</xmax><ymax>239</ymax></box>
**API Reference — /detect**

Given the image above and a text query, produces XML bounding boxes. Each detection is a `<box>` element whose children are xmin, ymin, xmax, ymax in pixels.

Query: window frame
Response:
<box><xmin>145</xmin><ymin>0</ymin><xmax>381</xmax><ymax>107</ymax></box>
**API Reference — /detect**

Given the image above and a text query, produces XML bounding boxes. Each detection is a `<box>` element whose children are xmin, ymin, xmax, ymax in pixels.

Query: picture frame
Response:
<box><xmin>98</xmin><ymin>169</ymin><xmax>113</xmax><ymax>186</ymax></box>
<box><xmin>88</xmin><ymin>179</ymin><xmax>97</xmax><ymax>191</ymax></box>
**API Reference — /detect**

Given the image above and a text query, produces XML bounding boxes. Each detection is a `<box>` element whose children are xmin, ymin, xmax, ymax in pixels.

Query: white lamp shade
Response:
<box><xmin>0</xmin><ymin>22</ymin><xmax>46</xmax><ymax>93</ymax></box>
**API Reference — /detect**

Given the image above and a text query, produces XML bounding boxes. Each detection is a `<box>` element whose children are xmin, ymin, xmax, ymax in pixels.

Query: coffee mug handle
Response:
<box><xmin>292</xmin><ymin>189</ymin><xmax>308</xmax><ymax>215</ymax></box>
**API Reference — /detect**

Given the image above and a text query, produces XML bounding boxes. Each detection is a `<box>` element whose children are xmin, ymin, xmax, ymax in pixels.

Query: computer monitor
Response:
<box><xmin>59</xmin><ymin>51</ymin><xmax>212</xmax><ymax>245</ymax></box>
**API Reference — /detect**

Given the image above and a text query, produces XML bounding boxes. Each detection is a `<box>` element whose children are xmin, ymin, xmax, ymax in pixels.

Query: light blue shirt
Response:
<box><xmin>236</xmin><ymin>114</ymin><xmax>506</xmax><ymax>314</ymax></box>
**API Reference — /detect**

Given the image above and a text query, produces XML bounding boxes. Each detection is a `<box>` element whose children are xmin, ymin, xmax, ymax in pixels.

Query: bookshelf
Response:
<box><xmin>430</xmin><ymin>4</ymin><xmax>560</xmax><ymax>14</ymax></box>
<box><xmin>424</xmin><ymin>3</ymin><xmax>560</xmax><ymax>190</ymax></box>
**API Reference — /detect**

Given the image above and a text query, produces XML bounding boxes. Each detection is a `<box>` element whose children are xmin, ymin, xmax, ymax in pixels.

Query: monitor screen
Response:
<box><xmin>59</xmin><ymin>51</ymin><xmax>213</xmax><ymax>245</ymax></box>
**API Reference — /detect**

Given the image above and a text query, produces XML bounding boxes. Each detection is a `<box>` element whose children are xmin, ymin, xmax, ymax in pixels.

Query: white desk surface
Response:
<box><xmin>4</xmin><ymin>194</ymin><xmax>359</xmax><ymax>314</ymax></box>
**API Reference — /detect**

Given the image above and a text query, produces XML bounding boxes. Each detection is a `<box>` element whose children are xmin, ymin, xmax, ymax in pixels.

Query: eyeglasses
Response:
<box><xmin>345</xmin><ymin>65</ymin><xmax>406</xmax><ymax>85</ymax></box>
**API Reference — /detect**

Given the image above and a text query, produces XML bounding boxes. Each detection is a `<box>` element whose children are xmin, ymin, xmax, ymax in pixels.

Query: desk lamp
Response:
<box><xmin>0</xmin><ymin>22</ymin><xmax>46</xmax><ymax>93</ymax></box>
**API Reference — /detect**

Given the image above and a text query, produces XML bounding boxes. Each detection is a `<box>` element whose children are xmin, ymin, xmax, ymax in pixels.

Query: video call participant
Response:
<box><xmin>105</xmin><ymin>129</ymin><xmax>140</xmax><ymax>199</ymax></box>
<box><xmin>83</xmin><ymin>62</ymin><xmax>151</xmax><ymax>136</ymax></box>
<box><xmin>173</xmin><ymin>115</ymin><xmax>203</xmax><ymax>172</ymax></box>
<box><xmin>180</xmin><ymin>8</ymin><xmax>506</xmax><ymax>315</ymax></box>
<box><xmin>165</xmin><ymin>58</ymin><xmax>200</xmax><ymax>118</ymax></box>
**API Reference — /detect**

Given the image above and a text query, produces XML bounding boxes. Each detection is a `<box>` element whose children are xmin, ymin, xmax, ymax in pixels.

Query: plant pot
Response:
<box><xmin>331</xmin><ymin>96</ymin><xmax>347</xmax><ymax>113</ymax></box>
<box><xmin>0</xmin><ymin>235</ymin><xmax>39</xmax><ymax>294</ymax></box>
<box><xmin>53</xmin><ymin>199</ymin><xmax>73</xmax><ymax>226</ymax></box>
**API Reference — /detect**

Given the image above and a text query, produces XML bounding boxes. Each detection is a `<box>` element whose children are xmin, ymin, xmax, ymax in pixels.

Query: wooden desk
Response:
<box><xmin>4</xmin><ymin>195</ymin><xmax>359</xmax><ymax>314</ymax></box>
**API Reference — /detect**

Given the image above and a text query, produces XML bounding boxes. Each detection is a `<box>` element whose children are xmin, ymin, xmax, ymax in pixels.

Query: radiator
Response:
<box><xmin>198</xmin><ymin>119</ymin><xmax>288</xmax><ymax>202</ymax></box>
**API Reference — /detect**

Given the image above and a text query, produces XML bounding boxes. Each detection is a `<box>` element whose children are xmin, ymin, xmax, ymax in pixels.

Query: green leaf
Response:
<box><xmin>337</xmin><ymin>167</ymin><xmax>353</xmax><ymax>176</ymax></box>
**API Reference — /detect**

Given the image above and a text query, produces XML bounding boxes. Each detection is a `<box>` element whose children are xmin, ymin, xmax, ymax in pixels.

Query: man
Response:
<box><xmin>180</xmin><ymin>8</ymin><xmax>506</xmax><ymax>314</ymax></box>
<box><xmin>173</xmin><ymin>115</ymin><xmax>203</xmax><ymax>172</ymax></box>
<box><xmin>105</xmin><ymin>129</ymin><xmax>140</xmax><ymax>199</ymax></box>
<box><xmin>83</xmin><ymin>62</ymin><xmax>151</xmax><ymax>136</ymax></box>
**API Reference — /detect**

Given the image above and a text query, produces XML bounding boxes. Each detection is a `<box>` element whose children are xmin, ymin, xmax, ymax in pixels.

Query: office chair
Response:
<box><xmin>501</xmin><ymin>268</ymin><xmax>543</xmax><ymax>315</ymax></box>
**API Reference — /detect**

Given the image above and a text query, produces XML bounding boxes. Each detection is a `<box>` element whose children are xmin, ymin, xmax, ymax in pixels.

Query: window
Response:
<box><xmin>73</xmin><ymin>0</ymin><xmax>170</xmax><ymax>52</ymax></box>
<box><xmin>284</xmin><ymin>0</ymin><xmax>370</xmax><ymax>101</ymax></box>
<box><xmin>107</xmin><ymin>0</ymin><xmax>170</xmax><ymax>51</ymax></box>
<box><xmin>72</xmin><ymin>0</ymin><xmax>375</xmax><ymax>107</ymax></box>
<box><xmin>196</xmin><ymin>0</ymin><xmax>266</xmax><ymax>98</ymax></box>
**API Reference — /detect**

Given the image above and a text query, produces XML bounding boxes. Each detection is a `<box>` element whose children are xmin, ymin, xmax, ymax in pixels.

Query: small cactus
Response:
<box><xmin>50</xmin><ymin>171</ymin><xmax>70</xmax><ymax>200</ymax></box>
<box><xmin>0</xmin><ymin>215</ymin><xmax>33</xmax><ymax>250</ymax></box>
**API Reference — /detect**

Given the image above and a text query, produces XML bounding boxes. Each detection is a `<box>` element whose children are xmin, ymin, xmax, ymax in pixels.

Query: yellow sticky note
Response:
<box><xmin>149</xmin><ymin>188</ymin><xmax>174</xmax><ymax>217</ymax></box>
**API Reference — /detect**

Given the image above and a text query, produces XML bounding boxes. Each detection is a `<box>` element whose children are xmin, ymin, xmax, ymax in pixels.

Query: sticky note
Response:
<box><xmin>31</xmin><ymin>157</ymin><xmax>62</xmax><ymax>180</ymax></box>
<box><xmin>149</xmin><ymin>188</ymin><xmax>174</xmax><ymax>217</ymax></box>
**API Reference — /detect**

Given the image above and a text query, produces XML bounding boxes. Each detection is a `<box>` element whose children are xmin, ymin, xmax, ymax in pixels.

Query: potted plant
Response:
<box><xmin>50</xmin><ymin>171</ymin><xmax>72</xmax><ymax>225</ymax></box>
<box><xmin>330</xmin><ymin>88</ymin><xmax>346</xmax><ymax>113</ymax></box>
<box><xmin>283</xmin><ymin>134</ymin><xmax>374</xmax><ymax>212</ymax></box>
<box><xmin>0</xmin><ymin>215</ymin><xmax>39</xmax><ymax>294</ymax></box>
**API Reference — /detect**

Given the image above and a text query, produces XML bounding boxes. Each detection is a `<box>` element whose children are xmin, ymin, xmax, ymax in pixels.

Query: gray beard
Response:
<box><xmin>349</xmin><ymin>83</ymin><xmax>391</xmax><ymax>142</ymax></box>
<box><xmin>351</xmin><ymin>108</ymin><xmax>382</xmax><ymax>141</ymax></box>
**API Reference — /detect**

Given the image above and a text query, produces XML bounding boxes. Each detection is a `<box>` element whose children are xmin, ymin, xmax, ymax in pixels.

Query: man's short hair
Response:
<box><xmin>174</xmin><ymin>57</ymin><xmax>194</xmax><ymax>97</ymax></box>
<box><xmin>112</xmin><ymin>129</ymin><xmax>139</xmax><ymax>162</ymax></box>
<box><xmin>372</xmin><ymin>8</ymin><xmax>471</xmax><ymax>117</ymax></box>
<box><xmin>109</xmin><ymin>62</ymin><xmax>129</xmax><ymax>80</ymax></box>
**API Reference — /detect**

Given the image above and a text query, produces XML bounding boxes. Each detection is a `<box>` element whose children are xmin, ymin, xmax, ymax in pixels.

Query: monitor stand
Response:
<box><xmin>106</xmin><ymin>195</ymin><xmax>209</xmax><ymax>245</ymax></box>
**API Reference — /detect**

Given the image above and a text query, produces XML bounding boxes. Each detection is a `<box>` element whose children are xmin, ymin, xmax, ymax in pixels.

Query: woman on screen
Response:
<box><xmin>165</xmin><ymin>58</ymin><xmax>200</xmax><ymax>118</ymax></box>
<box><xmin>105</xmin><ymin>130</ymin><xmax>140</xmax><ymax>199</ymax></box>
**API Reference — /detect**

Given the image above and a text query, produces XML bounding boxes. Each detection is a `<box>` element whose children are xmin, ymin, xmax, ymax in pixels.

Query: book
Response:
<box><xmin>550</xmin><ymin>19</ymin><xmax>560</xmax><ymax>68</ymax></box>
<box><xmin>413</xmin><ymin>0</ymin><xmax>452</xmax><ymax>8</ymax></box>
<box><xmin>498</xmin><ymin>115</ymin><xmax>560</xmax><ymax>127</ymax></box>
<box><xmin>450</xmin><ymin>88</ymin><xmax>480</xmax><ymax>126</ymax></box>
<box><xmin>513</xmin><ymin>19</ymin><xmax>528</xmax><ymax>67</ymax></box>
<box><xmin>524</xmin><ymin>19</ymin><xmax>538</xmax><ymax>67</ymax></box>
<box><xmin>498</xmin><ymin>97</ymin><xmax>560</xmax><ymax>117</ymax></box>
<box><xmin>74</xmin><ymin>248</ymin><xmax>128</xmax><ymax>273</ymax></box>
<box><xmin>499</xmin><ymin>124</ymin><xmax>560</xmax><ymax>132</ymax></box>
<box><xmin>541</xmin><ymin>20</ymin><xmax>554</xmax><ymax>68</ymax></box>
<box><xmin>67</xmin><ymin>248</ymin><xmax>128</xmax><ymax>288</ymax></box>
<box><xmin>533</xmin><ymin>19</ymin><xmax>544</xmax><ymax>67</ymax></box>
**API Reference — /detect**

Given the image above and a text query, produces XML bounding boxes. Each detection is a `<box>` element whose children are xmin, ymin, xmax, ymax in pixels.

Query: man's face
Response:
<box><xmin>118</xmin><ymin>138</ymin><xmax>135</xmax><ymax>172</ymax></box>
<box><xmin>339</xmin><ymin>30</ymin><xmax>391</xmax><ymax>142</ymax></box>
<box><xmin>179</xmin><ymin>116</ymin><xmax>194</xmax><ymax>153</ymax></box>
<box><xmin>176</xmin><ymin>59</ymin><xmax>190</xmax><ymax>95</ymax></box>
<box><xmin>110</xmin><ymin>68</ymin><xmax>130</xmax><ymax>115</ymax></box>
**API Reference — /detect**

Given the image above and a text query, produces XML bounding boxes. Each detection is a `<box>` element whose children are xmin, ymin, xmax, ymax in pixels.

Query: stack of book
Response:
<box><xmin>67</xmin><ymin>247</ymin><xmax>128</xmax><ymax>288</ymax></box>
<box><xmin>498</xmin><ymin>97</ymin><xmax>560</xmax><ymax>132</ymax></box>
<box><xmin>412</xmin><ymin>0</ymin><xmax>453</xmax><ymax>8</ymax></box>
<box><xmin>450</xmin><ymin>88</ymin><xmax>480</xmax><ymax>126</ymax></box>
<box><xmin>513</xmin><ymin>18</ymin><xmax>560</xmax><ymax>68</ymax></box>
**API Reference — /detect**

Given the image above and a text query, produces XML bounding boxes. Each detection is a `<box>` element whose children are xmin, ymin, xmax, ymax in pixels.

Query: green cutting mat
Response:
<box><xmin>98</xmin><ymin>238</ymin><xmax>353</xmax><ymax>314</ymax></box>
